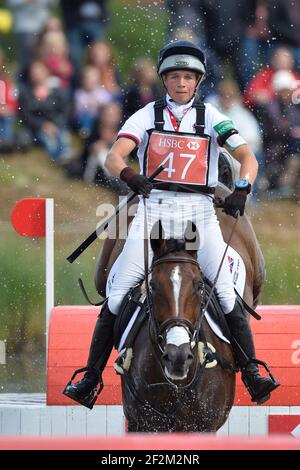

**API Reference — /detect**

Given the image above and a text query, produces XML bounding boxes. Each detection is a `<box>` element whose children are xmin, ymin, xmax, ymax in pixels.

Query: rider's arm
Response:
<box><xmin>105</xmin><ymin>137</ymin><xmax>137</xmax><ymax>177</ymax></box>
<box><xmin>226</xmin><ymin>143</ymin><xmax>258</xmax><ymax>185</ymax></box>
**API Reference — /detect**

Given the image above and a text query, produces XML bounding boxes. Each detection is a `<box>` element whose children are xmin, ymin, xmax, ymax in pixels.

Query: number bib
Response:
<box><xmin>145</xmin><ymin>130</ymin><xmax>211</xmax><ymax>189</ymax></box>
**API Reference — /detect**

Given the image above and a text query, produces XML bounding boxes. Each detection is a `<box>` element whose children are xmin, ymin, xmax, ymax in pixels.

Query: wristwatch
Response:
<box><xmin>234</xmin><ymin>178</ymin><xmax>251</xmax><ymax>193</ymax></box>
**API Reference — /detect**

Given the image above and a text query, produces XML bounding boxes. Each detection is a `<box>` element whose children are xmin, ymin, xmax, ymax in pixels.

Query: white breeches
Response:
<box><xmin>107</xmin><ymin>191</ymin><xmax>236</xmax><ymax>315</ymax></box>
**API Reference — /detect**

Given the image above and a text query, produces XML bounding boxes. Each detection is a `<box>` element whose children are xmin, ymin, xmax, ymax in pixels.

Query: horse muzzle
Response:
<box><xmin>162</xmin><ymin>343</ymin><xmax>194</xmax><ymax>381</ymax></box>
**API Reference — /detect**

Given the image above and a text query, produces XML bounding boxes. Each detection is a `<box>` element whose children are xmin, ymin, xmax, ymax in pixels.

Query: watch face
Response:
<box><xmin>236</xmin><ymin>179</ymin><xmax>248</xmax><ymax>189</ymax></box>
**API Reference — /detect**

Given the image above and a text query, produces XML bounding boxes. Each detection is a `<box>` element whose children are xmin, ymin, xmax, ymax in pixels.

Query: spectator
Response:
<box><xmin>60</xmin><ymin>0</ymin><xmax>109</xmax><ymax>87</ymax></box>
<box><xmin>122</xmin><ymin>57</ymin><xmax>161</xmax><ymax>121</ymax></box>
<box><xmin>166</xmin><ymin>0</ymin><xmax>206</xmax><ymax>45</ymax></box>
<box><xmin>260</xmin><ymin>70</ymin><xmax>300</xmax><ymax>196</ymax></box>
<box><xmin>207</xmin><ymin>79</ymin><xmax>262</xmax><ymax>157</ymax></box>
<box><xmin>239</xmin><ymin>0</ymin><xmax>273</xmax><ymax>88</ymax></box>
<box><xmin>165</xmin><ymin>2</ymin><xmax>225</xmax><ymax>96</ymax></box>
<box><xmin>0</xmin><ymin>48</ymin><xmax>17</xmax><ymax>152</ymax></box>
<box><xmin>199</xmin><ymin>0</ymin><xmax>245</xmax><ymax>87</ymax></box>
<box><xmin>18</xmin><ymin>60</ymin><xmax>73</xmax><ymax>163</ymax></box>
<box><xmin>87</xmin><ymin>40</ymin><xmax>121</xmax><ymax>99</ymax></box>
<box><xmin>83</xmin><ymin>102</ymin><xmax>128</xmax><ymax>194</ymax></box>
<box><xmin>39</xmin><ymin>30</ymin><xmax>74</xmax><ymax>90</ymax></box>
<box><xmin>74</xmin><ymin>65</ymin><xmax>113</xmax><ymax>138</ymax></box>
<box><xmin>244</xmin><ymin>46</ymin><xmax>300</xmax><ymax>110</ymax></box>
<box><xmin>269</xmin><ymin>0</ymin><xmax>300</xmax><ymax>73</ymax></box>
<box><xmin>41</xmin><ymin>15</ymin><xmax>64</xmax><ymax>35</ymax></box>
<box><xmin>206</xmin><ymin>79</ymin><xmax>263</xmax><ymax>194</ymax></box>
<box><xmin>7</xmin><ymin>0</ymin><xmax>57</xmax><ymax>82</ymax></box>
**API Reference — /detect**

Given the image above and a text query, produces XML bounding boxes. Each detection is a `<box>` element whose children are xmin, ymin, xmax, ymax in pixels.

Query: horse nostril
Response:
<box><xmin>187</xmin><ymin>352</ymin><xmax>193</xmax><ymax>361</ymax></box>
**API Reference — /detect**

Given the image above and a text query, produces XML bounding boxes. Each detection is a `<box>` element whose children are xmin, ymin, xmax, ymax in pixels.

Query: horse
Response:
<box><xmin>94</xmin><ymin>152</ymin><xmax>266</xmax><ymax>432</ymax></box>
<box><xmin>116</xmin><ymin>220</ymin><xmax>236</xmax><ymax>432</ymax></box>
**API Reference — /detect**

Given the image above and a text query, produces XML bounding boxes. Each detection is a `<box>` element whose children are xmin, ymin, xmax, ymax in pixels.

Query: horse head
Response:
<box><xmin>149</xmin><ymin>220</ymin><xmax>204</xmax><ymax>382</ymax></box>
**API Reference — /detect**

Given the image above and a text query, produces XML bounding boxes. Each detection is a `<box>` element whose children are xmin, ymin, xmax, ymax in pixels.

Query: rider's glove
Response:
<box><xmin>120</xmin><ymin>167</ymin><xmax>153</xmax><ymax>198</ymax></box>
<box><xmin>223</xmin><ymin>188</ymin><xmax>249</xmax><ymax>217</ymax></box>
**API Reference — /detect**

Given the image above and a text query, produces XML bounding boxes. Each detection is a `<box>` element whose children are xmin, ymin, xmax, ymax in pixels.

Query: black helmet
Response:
<box><xmin>157</xmin><ymin>41</ymin><xmax>206</xmax><ymax>77</ymax></box>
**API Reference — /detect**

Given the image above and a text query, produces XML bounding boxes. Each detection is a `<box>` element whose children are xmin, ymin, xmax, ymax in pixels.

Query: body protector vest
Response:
<box><xmin>143</xmin><ymin>97</ymin><xmax>215</xmax><ymax>194</ymax></box>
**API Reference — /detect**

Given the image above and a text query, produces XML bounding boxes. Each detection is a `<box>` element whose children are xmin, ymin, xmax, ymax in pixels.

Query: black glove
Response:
<box><xmin>120</xmin><ymin>167</ymin><xmax>153</xmax><ymax>198</ymax></box>
<box><xmin>223</xmin><ymin>188</ymin><xmax>248</xmax><ymax>217</ymax></box>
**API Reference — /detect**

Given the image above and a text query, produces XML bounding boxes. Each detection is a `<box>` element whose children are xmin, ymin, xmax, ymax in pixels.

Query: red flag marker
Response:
<box><xmin>11</xmin><ymin>198</ymin><xmax>46</xmax><ymax>237</ymax></box>
<box><xmin>11</xmin><ymin>198</ymin><xmax>54</xmax><ymax>350</ymax></box>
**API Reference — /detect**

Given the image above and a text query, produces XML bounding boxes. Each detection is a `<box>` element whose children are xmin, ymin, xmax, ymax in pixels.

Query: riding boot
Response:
<box><xmin>225</xmin><ymin>300</ymin><xmax>280</xmax><ymax>404</ymax></box>
<box><xmin>63</xmin><ymin>301</ymin><xmax>116</xmax><ymax>409</ymax></box>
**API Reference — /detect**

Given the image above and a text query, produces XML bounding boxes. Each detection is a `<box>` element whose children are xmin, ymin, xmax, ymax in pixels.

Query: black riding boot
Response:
<box><xmin>225</xmin><ymin>300</ymin><xmax>280</xmax><ymax>404</ymax></box>
<box><xmin>63</xmin><ymin>301</ymin><xmax>116</xmax><ymax>409</ymax></box>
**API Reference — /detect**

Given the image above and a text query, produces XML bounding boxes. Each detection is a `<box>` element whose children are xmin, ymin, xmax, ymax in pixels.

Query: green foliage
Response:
<box><xmin>0</xmin><ymin>234</ymin><xmax>103</xmax><ymax>354</ymax></box>
<box><xmin>101</xmin><ymin>0</ymin><xmax>168</xmax><ymax>83</ymax></box>
<box><xmin>262</xmin><ymin>245</ymin><xmax>300</xmax><ymax>305</ymax></box>
<box><xmin>0</xmin><ymin>235</ymin><xmax>45</xmax><ymax>353</ymax></box>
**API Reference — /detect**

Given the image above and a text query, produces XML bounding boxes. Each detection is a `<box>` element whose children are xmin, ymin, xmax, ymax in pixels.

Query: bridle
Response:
<box><xmin>145</xmin><ymin>252</ymin><xmax>206</xmax><ymax>389</ymax></box>
<box><xmin>151</xmin><ymin>254</ymin><xmax>205</xmax><ymax>348</ymax></box>
<box><xmin>142</xmin><ymin>188</ymin><xmax>239</xmax><ymax>389</ymax></box>
<box><xmin>121</xmin><ymin>194</ymin><xmax>238</xmax><ymax>420</ymax></box>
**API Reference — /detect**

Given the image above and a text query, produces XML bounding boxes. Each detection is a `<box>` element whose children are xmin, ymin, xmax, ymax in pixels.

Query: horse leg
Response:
<box><xmin>127</xmin><ymin>419</ymin><xmax>139</xmax><ymax>433</ymax></box>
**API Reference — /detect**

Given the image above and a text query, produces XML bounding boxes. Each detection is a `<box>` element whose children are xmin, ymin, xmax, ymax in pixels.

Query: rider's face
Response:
<box><xmin>163</xmin><ymin>70</ymin><xmax>199</xmax><ymax>104</ymax></box>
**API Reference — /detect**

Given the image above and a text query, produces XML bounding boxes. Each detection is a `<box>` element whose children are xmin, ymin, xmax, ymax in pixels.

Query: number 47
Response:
<box><xmin>161</xmin><ymin>152</ymin><xmax>196</xmax><ymax>179</ymax></box>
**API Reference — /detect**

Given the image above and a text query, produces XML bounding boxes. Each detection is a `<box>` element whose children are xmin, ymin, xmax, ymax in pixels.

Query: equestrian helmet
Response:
<box><xmin>157</xmin><ymin>41</ymin><xmax>206</xmax><ymax>78</ymax></box>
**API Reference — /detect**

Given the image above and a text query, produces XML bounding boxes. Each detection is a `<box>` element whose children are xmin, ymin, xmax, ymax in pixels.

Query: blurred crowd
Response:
<box><xmin>0</xmin><ymin>0</ymin><xmax>299</xmax><ymax>199</ymax></box>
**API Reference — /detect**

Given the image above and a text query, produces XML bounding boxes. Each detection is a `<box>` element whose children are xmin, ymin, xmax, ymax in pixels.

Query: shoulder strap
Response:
<box><xmin>193</xmin><ymin>98</ymin><xmax>205</xmax><ymax>136</ymax></box>
<box><xmin>154</xmin><ymin>97</ymin><xmax>167</xmax><ymax>131</ymax></box>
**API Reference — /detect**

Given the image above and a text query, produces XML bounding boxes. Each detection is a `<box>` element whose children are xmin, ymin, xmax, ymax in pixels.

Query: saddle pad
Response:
<box><xmin>226</xmin><ymin>246</ymin><xmax>246</xmax><ymax>297</ymax></box>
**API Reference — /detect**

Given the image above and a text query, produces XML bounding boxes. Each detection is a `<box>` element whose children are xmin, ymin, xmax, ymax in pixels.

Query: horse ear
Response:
<box><xmin>184</xmin><ymin>221</ymin><xmax>200</xmax><ymax>253</ymax></box>
<box><xmin>150</xmin><ymin>220</ymin><xmax>165</xmax><ymax>254</ymax></box>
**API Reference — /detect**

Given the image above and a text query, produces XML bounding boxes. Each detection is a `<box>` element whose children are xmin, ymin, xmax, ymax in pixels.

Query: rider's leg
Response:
<box><xmin>198</xmin><ymin>205</ymin><xmax>279</xmax><ymax>404</ymax></box>
<box><xmin>197</xmin><ymin>204</ymin><xmax>236</xmax><ymax>314</ymax></box>
<box><xmin>63</xmin><ymin>300</ymin><xmax>116</xmax><ymax>409</ymax></box>
<box><xmin>63</xmin><ymin>207</ymin><xmax>147</xmax><ymax>409</ymax></box>
<box><xmin>225</xmin><ymin>300</ymin><xmax>280</xmax><ymax>404</ymax></box>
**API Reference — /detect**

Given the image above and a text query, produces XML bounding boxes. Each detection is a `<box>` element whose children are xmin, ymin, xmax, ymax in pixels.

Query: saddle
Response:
<box><xmin>113</xmin><ymin>278</ymin><xmax>235</xmax><ymax>353</ymax></box>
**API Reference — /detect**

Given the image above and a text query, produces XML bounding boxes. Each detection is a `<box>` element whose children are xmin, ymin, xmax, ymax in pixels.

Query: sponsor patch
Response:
<box><xmin>213</xmin><ymin>120</ymin><xmax>235</xmax><ymax>136</ymax></box>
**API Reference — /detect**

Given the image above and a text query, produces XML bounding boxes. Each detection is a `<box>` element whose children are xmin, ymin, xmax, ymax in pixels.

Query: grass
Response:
<box><xmin>261</xmin><ymin>245</ymin><xmax>300</xmax><ymax>305</ymax></box>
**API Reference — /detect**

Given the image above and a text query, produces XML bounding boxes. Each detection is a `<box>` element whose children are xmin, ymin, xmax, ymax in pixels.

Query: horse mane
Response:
<box><xmin>153</xmin><ymin>239</ymin><xmax>188</xmax><ymax>261</ymax></box>
<box><xmin>165</xmin><ymin>239</ymin><xmax>186</xmax><ymax>253</ymax></box>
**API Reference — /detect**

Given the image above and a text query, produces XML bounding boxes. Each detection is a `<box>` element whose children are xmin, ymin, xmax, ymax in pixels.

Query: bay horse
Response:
<box><xmin>119</xmin><ymin>220</ymin><xmax>236</xmax><ymax>432</ymax></box>
<box><xmin>94</xmin><ymin>153</ymin><xmax>266</xmax><ymax>432</ymax></box>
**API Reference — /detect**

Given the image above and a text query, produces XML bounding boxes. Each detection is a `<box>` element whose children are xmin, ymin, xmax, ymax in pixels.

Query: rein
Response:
<box><xmin>122</xmin><ymin>194</ymin><xmax>237</xmax><ymax>420</ymax></box>
<box><xmin>142</xmin><ymin>193</ymin><xmax>239</xmax><ymax>373</ymax></box>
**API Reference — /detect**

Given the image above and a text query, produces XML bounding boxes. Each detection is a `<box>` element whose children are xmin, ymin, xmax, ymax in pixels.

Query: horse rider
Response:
<box><xmin>64</xmin><ymin>41</ymin><xmax>279</xmax><ymax>408</ymax></box>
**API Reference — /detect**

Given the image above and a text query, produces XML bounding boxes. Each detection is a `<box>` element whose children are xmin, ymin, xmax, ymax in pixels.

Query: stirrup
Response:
<box><xmin>242</xmin><ymin>359</ymin><xmax>280</xmax><ymax>404</ymax></box>
<box><xmin>244</xmin><ymin>358</ymin><xmax>278</xmax><ymax>384</ymax></box>
<box><xmin>62</xmin><ymin>367</ymin><xmax>103</xmax><ymax>410</ymax></box>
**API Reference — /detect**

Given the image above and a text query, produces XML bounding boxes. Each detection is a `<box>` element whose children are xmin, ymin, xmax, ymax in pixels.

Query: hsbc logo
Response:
<box><xmin>187</xmin><ymin>141</ymin><xmax>200</xmax><ymax>150</ymax></box>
